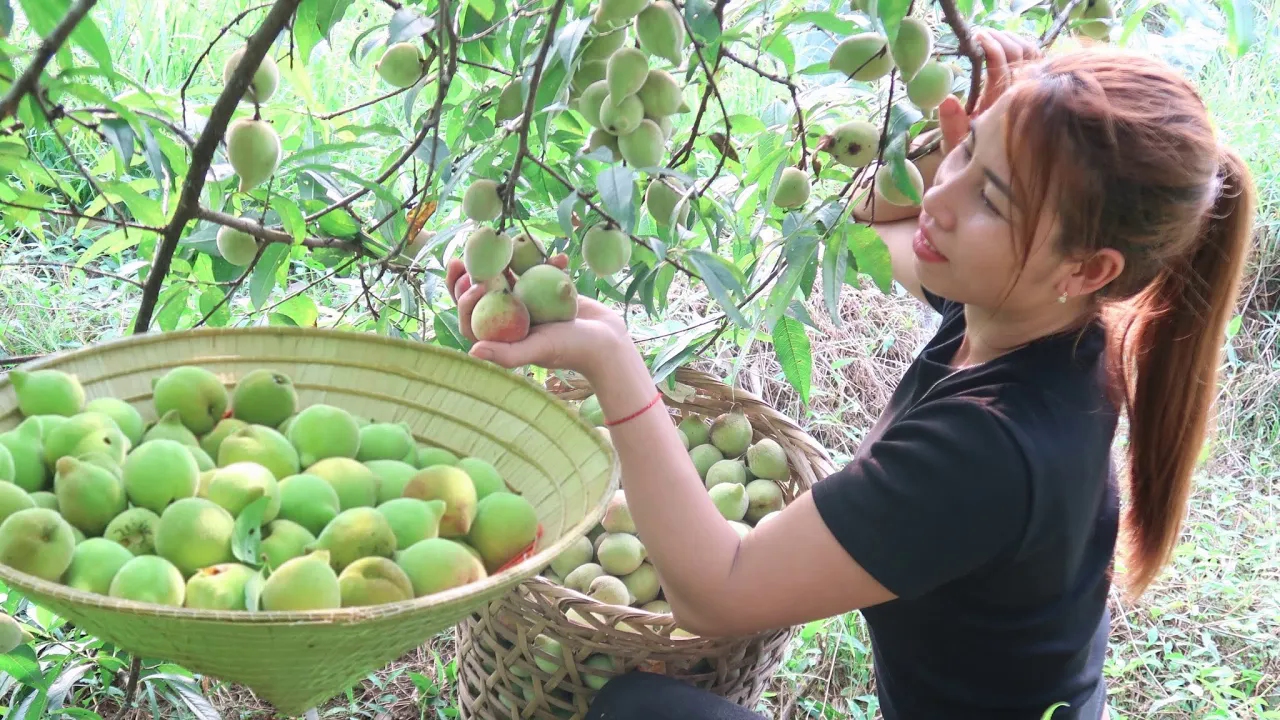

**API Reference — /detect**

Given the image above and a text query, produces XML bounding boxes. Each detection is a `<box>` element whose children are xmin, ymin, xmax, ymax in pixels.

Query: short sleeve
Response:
<box><xmin>921</xmin><ymin>285</ymin><xmax>959</xmax><ymax>317</ymax></box>
<box><xmin>811</xmin><ymin>398</ymin><xmax>1031</xmax><ymax>599</ymax></box>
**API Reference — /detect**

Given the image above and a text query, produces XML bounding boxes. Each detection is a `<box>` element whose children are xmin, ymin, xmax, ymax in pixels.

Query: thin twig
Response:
<box><xmin>312</xmin><ymin>82</ymin><xmax>417</xmax><ymax>121</ymax></box>
<box><xmin>73</xmin><ymin>107</ymin><xmax>197</xmax><ymax>148</ymax></box>
<box><xmin>502</xmin><ymin>0</ymin><xmax>568</xmax><ymax>221</ymax></box>
<box><xmin>0</xmin><ymin>261</ymin><xmax>145</xmax><ymax>288</ymax></box>
<box><xmin>0</xmin><ymin>0</ymin><xmax>99</xmax><ymax>120</ymax></box>
<box><xmin>675</xmin><ymin>9</ymin><xmax>731</xmax><ymax>198</ymax></box>
<box><xmin>0</xmin><ymin>198</ymin><xmax>164</xmax><ymax>233</ymax></box>
<box><xmin>0</xmin><ymin>354</ymin><xmax>45</xmax><ymax>366</ymax></box>
<box><xmin>719</xmin><ymin>47</ymin><xmax>808</xmax><ymax>169</ymax></box>
<box><xmin>457</xmin><ymin>58</ymin><xmax>514</xmax><ymax>76</ymax></box>
<box><xmin>179</xmin><ymin>3</ymin><xmax>274</xmax><ymax>126</ymax></box>
<box><xmin>193</xmin><ymin>243</ymin><xmax>267</xmax><ymax>327</ymax></box>
<box><xmin>133</xmin><ymin>0</ymin><xmax>303</xmax><ymax>334</ymax></box>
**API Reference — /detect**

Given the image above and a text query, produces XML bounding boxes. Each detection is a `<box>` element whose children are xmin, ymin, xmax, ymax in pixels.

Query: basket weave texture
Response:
<box><xmin>456</xmin><ymin>367</ymin><xmax>837</xmax><ymax>719</ymax></box>
<box><xmin>0</xmin><ymin>327</ymin><xmax>618</xmax><ymax>715</ymax></box>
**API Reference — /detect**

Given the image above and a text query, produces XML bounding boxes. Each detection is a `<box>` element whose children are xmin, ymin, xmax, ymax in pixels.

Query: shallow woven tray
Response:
<box><xmin>0</xmin><ymin>327</ymin><xmax>618</xmax><ymax>715</ymax></box>
<box><xmin>456</xmin><ymin>367</ymin><xmax>837</xmax><ymax>719</ymax></box>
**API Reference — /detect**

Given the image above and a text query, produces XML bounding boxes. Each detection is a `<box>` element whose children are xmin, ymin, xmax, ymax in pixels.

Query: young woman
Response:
<box><xmin>449</xmin><ymin>30</ymin><xmax>1255</xmax><ymax>720</ymax></box>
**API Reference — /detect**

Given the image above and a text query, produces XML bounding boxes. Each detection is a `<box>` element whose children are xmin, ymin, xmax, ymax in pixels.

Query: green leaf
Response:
<box><xmin>1039</xmin><ymin>702</ymin><xmax>1070</xmax><ymax>720</ymax></box>
<box><xmin>877</xmin><ymin>0</ymin><xmax>912</xmax><ymax>44</ymax></box>
<box><xmin>388</xmin><ymin>8</ymin><xmax>434</xmax><ymax>45</ymax></box>
<box><xmin>198</xmin><ymin>287</ymin><xmax>230</xmax><ymax>328</ymax></box>
<box><xmin>250</xmin><ymin>243</ymin><xmax>290</xmax><ymax>309</ymax></box>
<box><xmin>596</xmin><ymin>165</ymin><xmax>637</xmax><ymax>233</ymax></box>
<box><xmin>294</xmin><ymin>0</ymin><xmax>323</xmax><ymax>64</ymax></box>
<box><xmin>772</xmin><ymin>315</ymin><xmax>812</xmax><ymax>405</ymax></box>
<box><xmin>822</xmin><ymin>232</ymin><xmax>848</xmax><ymax>326</ymax></box>
<box><xmin>847</xmin><ymin>224</ymin><xmax>892</xmax><ymax>293</ymax></box>
<box><xmin>654</xmin><ymin>262</ymin><xmax>677</xmax><ymax>312</ymax></box>
<box><xmin>317</xmin><ymin>0</ymin><xmax>356</xmax><ymax>40</ymax></box>
<box><xmin>955</xmin><ymin>0</ymin><xmax>974</xmax><ymax>17</ymax></box>
<box><xmin>0</xmin><ymin>645</ymin><xmax>44</xmax><ymax>690</ymax></box>
<box><xmin>556</xmin><ymin>18</ymin><xmax>592</xmax><ymax>70</ymax></box>
<box><xmin>557</xmin><ymin>193</ymin><xmax>579</xmax><ymax>237</ymax></box>
<box><xmin>684</xmin><ymin>0</ymin><xmax>721</xmax><ymax>43</ymax></box>
<box><xmin>277</xmin><ymin>294</ymin><xmax>319</xmax><ymax>327</ymax></box>
<box><xmin>1222</xmin><ymin>0</ymin><xmax>1256</xmax><ymax>56</ymax></box>
<box><xmin>19</xmin><ymin>0</ymin><xmax>112</xmax><ymax>71</ymax></box>
<box><xmin>763</xmin><ymin>233</ymin><xmax>820</xmax><ymax>331</ymax></box>
<box><xmin>155</xmin><ymin>283</ymin><xmax>191</xmax><ymax>332</ymax></box>
<box><xmin>0</xmin><ymin>1</ymin><xmax>13</xmax><ymax>37</ymax></box>
<box><xmin>244</xmin><ymin>569</ymin><xmax>265</xmax><ymax>611</ymax></box>
<box><xmin>138</xmin><ymin>119</ymin><xmax>171</xmax><ymax>188</ymax></box>
<box><xmin>686</xmin><ymin>250</ymin><xmax>748</xmax><ymax>328</ymax></box>
<box><xmin>434</xmin><ymin>310</ymin><xmax>471</xmax><ymax>352</ymax></box>
<box><xmin>763</xmin><ymin>34</ymin><xmax>795</xmax><ymax>75</ymax></box>
<box><xmin>468</xmin><ymin>0</ymin><xmax>496</xmax><ymax>22</ymax></box>
<box><xmin>99</xmin><ymin>117</ymin><xmax>135</xmax><ymax>167</ymax></box>
<box><xmin>650</xmin><ymin>328</ymin><xmax>714</xmax><ymax>384</ymax></box>
<box><xmin>883</xmin><ymin>131</ymin><xmax>920</xmax><ymax>206</ymax></box>
<box><xmin>274</xmin><ymin>197</ymin><xmax>306</xmax><ymax>245</ymax></box>
<box><xmin>232</xmin><ymin>496</ymin><xmax>271</xmax><ymax>567</ymax></box>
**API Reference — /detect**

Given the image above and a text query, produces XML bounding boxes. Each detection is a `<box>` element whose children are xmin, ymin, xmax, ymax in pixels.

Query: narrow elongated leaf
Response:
<box><xmin>0</xmin><ymin>645</ymin><xmax>44</xmax><ymax>690</ymax></box>
<box><xmin>250</xmin><ymin>243</ymin><xmax>290</xmax><ymax>309</ymax></box>
<box><xmin>686</xmin><ymin>250</ymin><xmax>748</xmax><ymax>328</ymax></box>
<box><xmin>294</xmin><ymin>0</ymin><xmax>324</xmax><ymax>64</ymax></box>
<box><xmin>557</xmin><ymin>193</ymin><xmax>579</xmax><ymax>237</ymax></box>
<box><xmin>877</xmin><ymin>0</ymin><xmax>912</xmax><ymax>44</ymax></box>
<box><xmin>139</xmin><ymin>119</ymin><xmax>171</xmax><ymax>188</ymax></box>
<box><xmin>389</xmin><ymin>8</ymin><xmax>434</xmax><ymax>44</ymax></box>
<box><xmin>822</xmin><ymin>233</ymin><xmax>848</xmax><ymax>326</ymax></box>
<box><xmin>847</xmin><ymin>224</ymin><xmax>892</xmax><ymax>292</ymax></box>
<box><xmin>232</xmin><ymin>496</ymin><xmax>271</xmax><ymax>567</ymax></box>
<box><xmin>883</xmin><ymin>131</ymin><xmax>921</xmax><ymax>206</ymax></box>
<box><xmin>763</xmin><ymin>233</ymin><xmax>820</xmax><ymax>331</ymax></box>
<box><xmin>1223</xmin><ymin>0</ymin><xmax>1256</xmax><ymax>56</ymax></box>
<box><xmin>317</xmin><ymin>0</ymin><xmax>356</xmax><ymax>39</ymax></box>
<box><xmin>684</xmin><ymin>0</ymin><xmax>721</xmax><ymax>43</ymax></box>
<box><xmin>772</xmin><ymin>315</ymin><xmax>812</xmax><ymax>405</ymax></box>
<box><xmin>198</xmin><ymin>287</ymin><xmax>230</xmax><ymax>327</ymax></box>
<box><xmin>99</xmin><ymin>117</ymin><xmax>135</xmax><ymax>167</ymax></box>
<box><xmin>556</xmin><ymin>18</ymin><xmax>592</xmax><ymax>69</ymax></box>
<box><xmin>274</xmin><ymin>197</ymin><xmax>306</xmax><ymax>244</ymax></box>
<box><xmin>596</xmin><ymin>166</ymin><xmax>636</xmax><ymax>232</ymax></box>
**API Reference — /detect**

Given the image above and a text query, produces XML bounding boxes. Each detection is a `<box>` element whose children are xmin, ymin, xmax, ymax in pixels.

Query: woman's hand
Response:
<box><xmin>446</xmin><ymin>257</ymin><xmax>633</xmax><ymax>379</ymax></box>
<box><xmin>939</xmin><ymin>30</ymin><xmax>1043</xmax><ymax>154</ymax></box>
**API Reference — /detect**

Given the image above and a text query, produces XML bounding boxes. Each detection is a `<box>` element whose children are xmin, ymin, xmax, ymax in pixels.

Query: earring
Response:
<box><xmin>1058</xmin><ymin>292</ymin><xmax>1068</xmax><ymax>304</ymax></box>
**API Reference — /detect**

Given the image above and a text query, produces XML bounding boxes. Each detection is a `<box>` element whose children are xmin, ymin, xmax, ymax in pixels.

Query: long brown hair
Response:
<box><xmin>1001</xmin><ymin>50</ymin><xmax>1255</xmax><ymax>597</ymax></box>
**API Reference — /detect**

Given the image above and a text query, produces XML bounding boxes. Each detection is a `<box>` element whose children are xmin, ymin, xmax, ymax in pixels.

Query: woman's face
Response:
<box><xmin>912</xmin><ymin>98</ymin><xmax>1069</xmax><ymax>316</ymax></box>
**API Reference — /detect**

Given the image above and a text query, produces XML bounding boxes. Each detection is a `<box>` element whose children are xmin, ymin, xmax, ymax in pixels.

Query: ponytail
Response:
<box><xmin>1111</xmin><ymin>149</ymin><xmax>1255</xmax><ymax>597</ymax></box>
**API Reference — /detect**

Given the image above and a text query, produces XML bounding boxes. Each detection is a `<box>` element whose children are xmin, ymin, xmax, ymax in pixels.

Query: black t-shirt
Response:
<box><xmin>812</xmin><ymin>289</ymin><xmax>1119</xmax><ymax>719</ymax></box>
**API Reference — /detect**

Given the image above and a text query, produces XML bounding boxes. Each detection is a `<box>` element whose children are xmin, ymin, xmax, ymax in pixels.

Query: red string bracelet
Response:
<box><xmin>604</xmin><ymin>391</ymin><xmax>663</xmax><ymax>427</ymax></box>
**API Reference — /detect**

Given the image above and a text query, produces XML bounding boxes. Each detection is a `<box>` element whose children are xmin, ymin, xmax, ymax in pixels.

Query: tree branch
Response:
<box><xmin>502</xmin><ymin>0</ymin><xmax>567</xmax><ymax>221</ymax></box>
<box><xmin>194</xmin><ymin>206</ymin><xmax>365</xmax><ymax>253</ymax></box>
<box><xmin>0</xmin><ymin>198</ymin><xmax>164</xmax><ymax>233</ymax></box>
<box><xmin>132</xmin><ymin>0</ymin><xmax>303</xmax><ymax>334</ymax></box>
<box><xmin>719</xmin><ymin>46</ymin><xmax>808</xmax><ymax>169</ymax></box>
<box><xmin>0</xmin><ymin>0</ymin><xmax>99</xmax><ymax>121</ymax></box>
<box><xmin>1041</xmin><ymin>0</ymin><xmax>1085</xmax><ymax>46</ymax></box>
<box><xmin>936</xmin><ymin>0</ymin><xmax>984</xmax><ymax>114</ymax></box>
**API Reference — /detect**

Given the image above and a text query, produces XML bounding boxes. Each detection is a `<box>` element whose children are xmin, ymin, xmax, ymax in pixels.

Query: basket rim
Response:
<box><xmin>505</xmin><ymin>366</ymin><xmax>837</xmax><ymax>639</ymax></box>
<box><xmin>0</xmin><ymin>326</ymin><xmax>621</xmax><ymax>622</ymax></box>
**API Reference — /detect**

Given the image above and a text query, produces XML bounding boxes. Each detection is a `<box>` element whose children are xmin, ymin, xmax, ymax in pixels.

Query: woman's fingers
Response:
<box><xmin>456</xmin><ymin>283</ymin><xmax>487</xmax><ymax>343</ymax></box>
<box><xmin>976</xmin><ymin>31</ymin><xmax>1012</xmax><ymax>115</ymax></box>
<box><xmin>939</xmin><ymin>95</ymin><xmax>969</xmax><ymax>155</ymax></box>
<box><xmin>470</xmin><ymin>325</ymin><xmax>560</xmax><ymax>369</ymax></box>
<box><xmin>445</xmin><ymin>259</ymin><xmax>467</xmax><ymax>301</ymax></box>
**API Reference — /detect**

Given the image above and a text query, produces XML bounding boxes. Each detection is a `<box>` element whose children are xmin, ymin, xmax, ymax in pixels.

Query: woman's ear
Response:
<box><xmin>1065</xmin><ymin>248</ymin><xmax>1126</xmax><ymax>296</ymax></box>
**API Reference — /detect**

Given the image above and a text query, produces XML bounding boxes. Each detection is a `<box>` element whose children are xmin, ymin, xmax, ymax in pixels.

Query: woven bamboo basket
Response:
<box><xmin>455</xmin><ymin>367</ymin><xmax>837</xmax><ymax>719</ymax></box>
<box><xmin>0</xmin><ymin>327</ymin><xmax>618</xmax><ymax>715</ymax></box>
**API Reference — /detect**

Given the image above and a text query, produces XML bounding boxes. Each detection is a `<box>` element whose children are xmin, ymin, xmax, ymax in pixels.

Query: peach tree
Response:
<box><xmin>0</xmin><ymin>0</ymin><xmax>1255</xmax><ymax>400</ymax></box>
